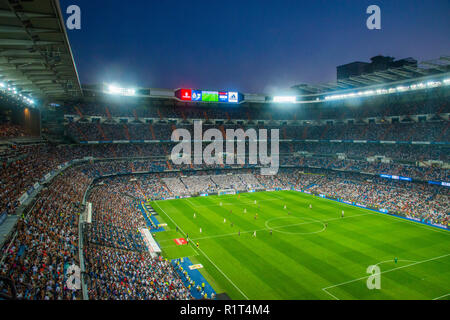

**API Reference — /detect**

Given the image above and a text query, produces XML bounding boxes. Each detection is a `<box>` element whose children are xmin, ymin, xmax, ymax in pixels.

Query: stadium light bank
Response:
<box><xmin>324</xmin><ymin>78</ymin><xmax>450</xmax><ymax>101</ymax></box>
<box><xmin>273</xmin><ymin>96</ymin><xmax>297</xmax><ymax>103</ymax></box>
<box><xmin>105</xmin><ymin>83</ymin><xmax>136</xmax><ymax>96</ymax></box>
<box><xmin>0</xmin><ymin>80</ymin><xmax>35</xmax><ymax>106</ymax></box>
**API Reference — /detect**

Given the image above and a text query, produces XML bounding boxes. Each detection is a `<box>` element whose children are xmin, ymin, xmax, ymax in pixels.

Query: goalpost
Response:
<box><xmin>218</xmin><ymin>189</ymin><xmax>237</xmax><ymax>196</ymax></box>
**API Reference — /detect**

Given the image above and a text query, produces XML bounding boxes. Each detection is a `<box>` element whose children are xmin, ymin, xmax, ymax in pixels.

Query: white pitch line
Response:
<box><xmin>153</xmin><ymin>202</ymin><xmax>199</xmax><ymax>256</ymax></box>
<box><xmin>195</xmin><ymin>245</ymin><xmax>250</xmax><ymax>300</ymax></box>
<box><xmin>153</xmin><ymin>201</ymin><xmax>250</xmax><ymax>300</ymax></box>
<box><xmin>190</xmin><ymin>211</ymin><xmax>372</xmax><ymax>242</ymax></box>
<box><xmin>322</xmin><ymin>288</ymin><xmax>340</xmax><ymax>300</ymax></box>
<box><xmin>322</xmin><ymin>253</ymin><xmax>450</xmax><ymax>295</ymax></box>
<box><xmin>433</xmin><ymin>293</ymin><xmax>450</xmax><ymax>300</ymax></box>
<box><xmin>311</xmin><ymin>194</ymin><xmax>450</xmax><ymax>236</ymax></box>
<box><xmin>181</xmin><ymin>198</ymin><xmax>280</xmax><ymax>208</ymax></box>
<box><xmin>185</xmin><ymin>198</ymin><xmax>197</xmax><ymax>206</ymax></box>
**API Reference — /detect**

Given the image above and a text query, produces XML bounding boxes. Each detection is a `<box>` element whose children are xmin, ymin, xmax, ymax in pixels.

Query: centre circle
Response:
<box><xmin>265</xmin><ymin>216</ymin><xmax>326</xmax><ymax>235</ymax></box>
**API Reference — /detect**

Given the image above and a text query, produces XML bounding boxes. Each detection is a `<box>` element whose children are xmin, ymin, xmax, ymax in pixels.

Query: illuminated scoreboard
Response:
<box><xmin>176</xmin><ymin>89</ymin><xmax>241</xmax><ymax>103</ymax></box>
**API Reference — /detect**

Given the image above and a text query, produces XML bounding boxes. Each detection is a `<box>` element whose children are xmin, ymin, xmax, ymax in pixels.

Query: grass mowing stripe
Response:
<box><xmin>286</xmin><ymin>190</ymin><xmax>449</xmax><ymax>236</ymax></box>
<box><xmin>153</xmin><ymin>201</ymin><xmax>250</xmax><ymax>300</ymax></box>
<box><xmin>189</xmin><ymin>212</ymin><xmax>371</xmax><ymax>242</ymax></box>
<box><xmin>323</xmin><ymin>253</ymin><xmax>450</xmax><ymax>290</ymax></box>
<box><xmin>151</xmin><ymin>191</ymin><xmax>449</xmax><ymax>299</ymax></box>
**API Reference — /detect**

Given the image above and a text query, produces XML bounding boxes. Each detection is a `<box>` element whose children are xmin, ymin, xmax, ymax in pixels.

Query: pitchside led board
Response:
<box><xmin>176</xmin><ymin>89</ymin><xmax>242</xmax><ymax>104</ymax></box>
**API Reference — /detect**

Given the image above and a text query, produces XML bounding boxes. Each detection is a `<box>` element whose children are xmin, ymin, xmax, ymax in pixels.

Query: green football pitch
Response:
<box><xmin>150</xmin><ymin>190</ymin><xmax>450</xmax><ymax>300</ymax></box>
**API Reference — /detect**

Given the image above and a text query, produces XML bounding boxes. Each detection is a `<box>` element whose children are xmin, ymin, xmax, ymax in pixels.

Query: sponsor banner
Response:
<box><xmin>228</xmin><ymin>92</ymin><xmax>238</xmax><ymax>103</ymax></box>
<box><xmin>180</xmin><ymin>89</ymin><xmax>192</xmax><ymax>101</ymax></box>
<box><xmin>200</xmin><ymin>193</ymin><xmax>208</xmax><ymax>197</ymax></box>
<box><xmin>18</xmin><ymin>192</ymin><xmax>28</xmax><ymax>205</ymax></box>
<box><xmin>192</xmin><ymin>90</ymin><xmax>202</xmax><ymax>101</ymax></box>
<box><xmin>380</xmin><ymin>174</ymin><xmax>412</xmax><ymax>182</ymax></box>
<box><xmin>139</xmin><ymin>228</ymin><xmax>161</xmax><ymax>253</ymax></box>
<box><xmin>218</xmin><ymin>91</ymin><xmax>228</xmax><ymax>102</ymax></box>
<box><xmin>430</xmin><ymin>223</ymin><xmax>447</xmax><ymax>228</ymax></box>
<box><xmin>266</xmin><ymin>189</ymin><xmax>275</xmax><ymax>192</ymax></box>
<box><xmin>174</xmin><ymin>238</ymin><xmax>188</xmax><ymax>246</ymax></box>
<box><xmin>189</xmin><ymin>264</ymin><xmax>204</xmax><ymax>270</ymax></box>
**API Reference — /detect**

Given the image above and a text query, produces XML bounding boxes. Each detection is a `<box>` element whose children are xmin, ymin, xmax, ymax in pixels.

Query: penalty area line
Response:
<box><xmin>433</xmin><ymin>293</ymin><xmax>450</xmax><ymax>300</ymax></box>
<box><xmin>322</xmin><ymin>253</ymin><xmax>450</xmax><ymax>299</ymax></box>
<box><xmin>322</xmin><ymin>288</ymin><xmax>340</xmax><ymax>300</ymax></box>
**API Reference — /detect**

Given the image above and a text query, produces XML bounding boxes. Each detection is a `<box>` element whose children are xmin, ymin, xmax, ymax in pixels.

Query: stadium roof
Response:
<box><xmin>292</xmin><ymin>56</ymin><xmax>450</xmax><ymax>95</ymax></box>
<box><xmin>0</xmin><ymin>0</ymin><xmax>81</xmax><ymax>101</ymax></box>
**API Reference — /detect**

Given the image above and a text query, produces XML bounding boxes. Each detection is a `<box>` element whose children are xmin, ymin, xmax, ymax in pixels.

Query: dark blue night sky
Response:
<box><xmin>60</xmin><ymin>0</ymin><xmax>450</xmax><ymax>93</ymax></box>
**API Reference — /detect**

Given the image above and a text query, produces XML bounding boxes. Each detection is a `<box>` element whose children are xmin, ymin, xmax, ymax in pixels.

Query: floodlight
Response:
<box><xmin>273</xmin><ymin>96</ymin><xmax>296</xmax><ymax>103</ymax></box>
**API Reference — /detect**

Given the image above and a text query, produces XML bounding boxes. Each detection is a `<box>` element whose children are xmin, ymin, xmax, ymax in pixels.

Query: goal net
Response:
<box><xmin>218</xmin><ymin>189</ymin><xmax>236</xmax><ymax>196</ymax></box>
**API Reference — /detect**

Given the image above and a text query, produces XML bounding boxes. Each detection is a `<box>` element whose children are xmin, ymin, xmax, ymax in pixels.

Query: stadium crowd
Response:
<box><xmin>66</xmin><ymin>121</ymin><xmax>449</xmax><ymax>143</ymax></box>
<box><xmin>0</xmin><ymin>138</ymin><xmax>448</xmax><ymax>218</ymax></box>
<box><xmin>83</xmin><ymin>176</ymin><xmax>192</xmax><ymax>300</ymax></box>
<box><xmin>0</xmin><ymin>93</ymin><xmax>449</xmax><ymax>300</ymax></box>
<box><xmin>0</xmin><ymin>168</ymin><xmax>91</xmax><ymax>299</ymax></box>
<box><xmin>84</xmin><ymin>246</ymin><xmax>192</xmax><ymax>300</ymax></box>
<box><xmin>63</xmin><ymin>95</ymin><xmax>449</xmax><ymax>120</ymax></box>
<box><xmin>0</xmin><ymin>123</ymin><xmax>31</xmax><ymax>139</ymax></box>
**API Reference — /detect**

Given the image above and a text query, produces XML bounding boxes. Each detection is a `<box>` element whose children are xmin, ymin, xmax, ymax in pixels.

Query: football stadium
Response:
<box><xmin>0</xmin><ymin>0</ymin><xmax>449</xmax><ymax>306</ymax></box>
